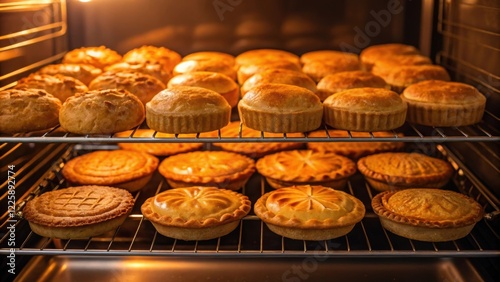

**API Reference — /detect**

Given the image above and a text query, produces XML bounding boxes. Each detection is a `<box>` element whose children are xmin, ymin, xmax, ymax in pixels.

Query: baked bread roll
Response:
<box><xmin>59</xmin><ymin>89</ymin><xmax>145</xmax><ymax>135</ymax></box>
<box><xmin>0</xmin><ymin>89</ymin><xmax>61</xmax><ymax>133</ymax></box>
<box><xmin>173</xmin><ymin>59</ymin><xmax>236</xmax><ymax>80</ymax></box>
<box><xmin>302</xmin><ymin>58</ymin><xmax>360</xmax><ymax>83</ymax></box>
<box><xmin>146</xmin><ymin>86</ymin><xmax>231</xmax><ymax>133</ymax></box>
<box><xmin>167</xmin><ymin>71</ymin><xmax>239</xmax><ymax>108</ymax></box>
<box><xmin>372</xmin><ymin>54</ymin><xmax>432</xmax><ymax>68</ymax></box>
<box><xmin>401</xmin><ymin>80</ymin><xmax>486</xmax><ymax>126</ymax></box>
<box><xmin>182</xmin><ymin>51</ymin><xmax>236</xmax><ymax>66</ymax></box>
<box><xmin>241</xmin><ymin>69</ymin><xmax>317</xmax><ymax>97</ymax></box>
<box><xmin>89</xmin><ymin>71</ymin><xmax>165</xmax><ymax>105</ymax></box>
<box><xmin>63</xmin><ymin>46</ymin><xmax>122</xmax><ymax>69</ymax></box>
<box><xmin>300</xmin><ymin>50</ymin><xmax>358</xmax><ymax>65</ymax></box>
<box><xmin>122</xmin><ymin>45</ymin><xmax>181</xmax><ymax>73</ymax></box>
<box><xmin>372</xmin><ymin>64</ymin><xmax>451</xmax><ymax>93</ymax></box>
<box><xmin>38</xmin><ymin>63</ymin><xmax>102</xmax><ymax>85</ymax></box>
<box><xmin>15</xmin><ymin>73</ymin><xmax>88</xmax><ymax>102</ymax></box>
<box><xmin>237</xmin><ymin>59</ymin><xmax>302</xmax><ymax>84</ymax></box>
<box><xmin>360</xmin><ymin>43</ymin><xmax>420</xmax><ymax>71</ymax></box>
<box><xmin>235</xmin><ymin>49</ymin><xmax>300</xmax><ymax>69</ymax></box>
<box><xmin>105</xmin><ymin>61</ymin><xmax>172</xmax><ymax>85</ymax></box>
<box><xmin>238</xmin><ymin>83</ymin><xmax>323</xmax><ymax>133</ymax></box>
<box><xmin>316</xmin><ymin>71</ymin><xmax>387</xmax><ymax>101</ymax></box>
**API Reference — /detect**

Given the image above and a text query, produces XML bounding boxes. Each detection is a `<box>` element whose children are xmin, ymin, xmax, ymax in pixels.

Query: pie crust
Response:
<box><xmin>254</xmin><ymin>185</ymin><xmax>365</xmax><ymax>240</ymax></box>
<box><xmin>63</xmin><ymin>46</ymin><xmax>122</xmax><ymax>70</ymax></box>
<box><xmin>357</xmin><ymin>152</ymin><xmax>453</xmax><ymax>192</ymax></box>
<box><xmin>141</xmin><ymin>187</ymin><xmax>251</xmax><ymax>240</ymax></box>
<box><xmin>256</xmin><ymin>150</ymin><xmax>356</xmax><ymax>189</ymax></box>
<box><xmin>122</xmin><ymin>45</ymin><xmax>181</xmax><ymax>72</ymax></box>
<box><xmin>23</xmin><ymin>186</ymin><xmax>134</xmax><ymax>239</ymax></box>
<box><xmin>158</xmin><ymin>151</ymin><xmax>256</xmax><ymax>190</ymax></box>
<box><xmin>372</xmin><ymin>189</ymin><xmax>483</xmax><ymax>242</ymax></box>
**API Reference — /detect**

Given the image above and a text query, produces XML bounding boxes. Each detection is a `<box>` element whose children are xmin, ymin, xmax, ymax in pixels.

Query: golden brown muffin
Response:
<box><xmin>241</xmin><ymin>69</ymin><xmax>316</xmax><ymax>97</ymax></box>
<box><xmin>63</xmin><ymin>46</ymin><xmax>122</xmax><ymax>69</ymax></box>
<box><xmin>307</xmin><ymin>130</ymin><xmax>404</xmax><ymax>160</ymax></box>
<box><xmin>182</xmin><ymin>51</ymin><xmax>236</xmax><ymax>66</ymax></box>
<box><xmin>0</xmin><ymin>89</ymin><xmax>61</xmax><ymax>134</ymax></box>
<box><xmin>15</xmin><ymin>73</ymin><xmax>88</xmax><ymax>102</ymax></box>
<box><xmin>237</xmin><ymin>59</ymin><xmax>302</xmax><ymax>84</ymax></box>
<box><xmin>302</xmin><ymin>57</ymin><xmax>361</xmax><ymax>83</ymax></box>
<box><xmin>89</xmin><ymin>71</ymin><xmax>165</xmax><ymax>105</ymax></box>
<box><xmin>360</xmin><ymin>43</ymin><xmax>420</xmax><ymax>71</ymax></box>
<box><xmin>173</xmin><ymin>59</ymin><xmax>237</xmax><ymax>80</ymax></box>
<box><xmin>235</xmin><ymin>49</ymin><xmax>300</xmax><ymax>69</ymax></box>
<box><xmin>146</xmin><ymin>86</ymin><xmax>231</xmax><ymax>134</ymax></box>
<box><xmin>59</xmin><ymin>89</ymin><xmax>145</xmax><ymax>135</ymax></box>
<box><xmin>316</xmin><ymin>71</ymin><xmax>388</xmax><ymax>101</ymax></box>
<box><xmin>141</xmin><ymin>187</ymin><xmax>250</xmax><ymax>240</ymax></box>
<box><xmin>115</xmin><ymin>129</ymin><xmax>203</xmax><ymax>157</ymax></box>
<box><xmin>256</xmin><ymin>150</ymin><xmax>357</xmax><ymax>189</ymax></box>
<box><xmin>168</xmin><ymin>71</ymin><xmax>239</xmax><ymax>108</ymax></box>
<box><xmin>62</xmin><ymin>150</ymin><xmax>158</xmax><ymax>192</ymax></box>
<box><xmin>105</xmin><ymin>61</ymin><xmax>172</xmax><ymax>85</ymax></box>
<box><xmin>372</xmin><ymin>64</ymin><xmax>451</xmax><ymax>93</ymax></box>
<box><xmin>254</xmin><ymin>185</ymin><xmax>365</xmax><ymax>240</ymax></box>
<box><xmin>23</xmin><ymin>186</ymin><xmax>134</xmax><ymax>239</ymax></box>
<box><xmin>357</xmin><ymin>152</ymin><xmax>454</xmax><ymax>192</ymax></box>
<box><xmin>207</xmin><ymin>121</ymin><xmax>304</xmax><ymax>158</ymax></box>
<box><xmin>158</xmin><ymin>151</ymin><xmax>256</xmax><ymax>190</ymax></box>
<box><xmin>323</xmin><ymin>88</ymin><xmax>407</xmax><ymax>131</ymax></box>
<box><xmin>122</xmin><ymin>45</ymin><xmax>181</xmax><ymax>72</ymax></box>
<box><xmin>38</xmin><ymin>63</ymin><xmax>102</xmax><ymax>85</ymax></box>
<box><xmin>401</xmin><ymin>80</ymin><xmax>486</xmax><ymax>126</ymax></box>
<box><xmin>372</xmin><ymin>189</ymin><xmax>483</xmax><ymax>242</ymax></box>
<box><xmin>238</xmin><ymin>83</ymin><xmax>323</xmax><ymax>133</ymax></box>
<box><xmin>300</xmin><ymin>50</ymin><xmax>358</xmax><ymax>65</ymax></box>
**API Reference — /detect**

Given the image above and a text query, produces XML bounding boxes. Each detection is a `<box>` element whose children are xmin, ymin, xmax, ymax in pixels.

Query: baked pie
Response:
<box><xmin>256</xmin><ymin>150</ymin><xmax>356</xmax><ymax>189</ymax></box>
<box><xmin>357</xmin><ymin>152</ymin><xmax>453</xmax><ymax>192</ymax></box>
<box><xmin>15</xmin><ymin>73</ymin><xmax>88</xmax><ymax>102</ymax></box>
<box><xmin>372</xmin><ymin>188</ymin><xmax>483</xmax><ymax>242</ymax></box>
<box><xmin>254</xmin><ymin>185</ymin><xmax>365</xmax><ymax>240</ymax></box>
<box><xmin>63</xmin><ymin>46</ymin><xmax>122</xmax><ymax>69</ymax></box>
<box><xmin>23</xmin><ymin>186</ymin><xmax>134</xmax><ymax>239</ymax></box>
<box><xmin>122</xmin><ymin>45</ymin><xmax>181</xmax><ymax>72</ymax></box>
<box><xmin>62</xmin><ymin>150</ymin><xmax>159</xmax><ymax>192</ymax></box>
<box><xmin>158</xmin><ymin>151</ymin><xmax>256</xmax><ymax>190</ymax></box>
<box><xmin>141</xmin><ymin>187</ymin><xmax>251</xmax><ymax>240</ymax></box>
<box><xmin>38</xmin><ymin>63</ymin><xmax>103</xmax><ymax>85</ymax></box>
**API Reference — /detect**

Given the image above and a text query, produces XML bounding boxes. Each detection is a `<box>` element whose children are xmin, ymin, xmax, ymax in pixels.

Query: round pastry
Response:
<box><xmin>173</xmin><ymin>59</ymin><xmax>236</xmax><ymax>80</ymax></box>
<box><xmin>115</xmin><ymin>129</ymin><xmax>203</xmax><ymax>157</ymax></box>
<box><xmin>357</xmin><ymin>152</ymin><xmax>454</xmax><ymax>192</ymax></box>
<box><xmin>38</xmin><ymin>63</ymin><xmax>102</xmax><ymax>85</ymax></box>
<box><xmin>62</xmin><ymin>46</ymin><xmax>122</xmax><ymax>69</ymax></box>
<box><xmin>307</xmin><ymin>130</ymin><xmax>404</xmax><ymax>160</ymax></box>
<box><xmin>372</xmin><ymin>189</ymin><xmax>483</xmax><ymax>242</ymax></box>
<box><xmin>208</xmin><ymin>121</ymin><xmax>304</xmax><ymax>158</ymax></box>
<box><xmin>105</xmin><ymin>61</ymin><xmax>172</xmax><ymax>85</ymax></box>
<box><xmin>254</xmin><ymin>185</ymin><xmax>365</xmax><ymax>240</ymax></box>
<box><xmin>23</xmin><ymin>186</ymin><xmax>134</xmax><ymax>239</ymax></box>
<box><xmin>323</xmin><ymin>88</ymin><xmax>407</xmax><ymax>131</ymax></box>
<box><xmin>182</xmin><ymin>51</ymin><xmax>235</xmax><ymax>66</ymax></box>
<box><xmin>372</xmin><ymin>54</ymin><xmax>432</xmax><ymax>68</ymax></box>
<box><xmin>235</xmin><ymin>49</ymin><xmax>300</xmax><ymax>69</ymax></box>
<box><xmin>141</xmin><ymin>187</ymin><xmax>251</xmax><ymax>241</ymax></box>
<box><xmin>240</xmin><ymin>69</ymin><xmax>316</xmax><ymax>97</ymax></box>
<box><xmin>257</xmin><ymin>150</ymin><xmax>356</xmax><ymax>189</ymax></box>
<box><xmin>238</xmin><ymin>83</ymin><xmax>323</xmax><ymax>133</ymax></box>
<box><xmin>158</xmin><ymin>151</ymin><xmax>256</xmax><ymax>190</ymax></box>
<box><xmin>88</xmin><ymin>71</ymin><xmax>166</xmax><ymax>105</ymax></box>
<box><xmin>122</xmin><ymin>45</ymin><xmax>181</xmax><ymax>72</ymax></box>
<box><xmin>302</xmin><ymin>58</ymin><xmax>360</xmax><ymax>83</ymax></box>
<box><xmin>237</xmin><ymin>60</ymin><xmax>302</xmax><ymax>84</ymax></box>
<box><xmin>360</xmin><ymin>43</ymin><xmax>420</xmax><ymax>71</ymax></box>
<box><xmin>146</xmin><ymin>86</ymin><xmax>231</xmax><ymax>134</ymax></box>
<box><xmin>401</xmin><ymin>80</ymin><xmax>486</xmax><ymax>126</ymax></box>
<box><xmin>62</xmin><ymin>150</ymin><xmax>159</xmax><ymax>192</ymax></box>
<box><xmin>59</xmin><ymin>89</ymin><xmax>145</xmax><ymax>135</ymax></box>
<box><xmin>167</xmin><ymin>71</ymin><xmax>239</xmax><ymax>108</ymax></box>
<box><xmin>372</xmin><ymin>64</ymin><xmax>451</xmax><ymax>93</ymax></box>
<box><xmin>316</xmin><ymin>71</ymin><xmax>387</xmax><ymax>101</ymax></box>
<box><xmin>0</xmin><ymin>89</ymin><xmax>61</xmax><ymax>134</ymax></box>
<box><xmin>300</xmin><ymin>50</ymin><xmax>359</xmax><ymax>65</ymax></box>
<box><xmin>15</xmin><ymin>73</ymin><xmax>88</xmax><ymax>102</ymax></box>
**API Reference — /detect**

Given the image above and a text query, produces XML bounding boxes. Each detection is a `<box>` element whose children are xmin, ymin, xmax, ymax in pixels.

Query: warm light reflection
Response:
<box><xmin>78</xmin><ymin>0</ymin><xmax>92</xmax><ymax>3</ymax></box>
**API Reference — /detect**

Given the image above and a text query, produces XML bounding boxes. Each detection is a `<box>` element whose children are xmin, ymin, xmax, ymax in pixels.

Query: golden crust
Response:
<box><xmin>59</xmin><ymin>89</ymin><xmax>145</xmax><ymax>135</ymax></box>
<box><xmin>241</xmin><ymin>69</ymin><xmax>317</xmax><ymax>97</ymax></box>
<box><xmin>360</xmin><ymin>43</ymin><xmax>419</xmax><ymax>71</ymax></box>
<box><xmin>0</xmin><ymin>89</ymin><xmax>61</xmax><ymax>134</ymax></box>
<box><xmin>38</xmin><ymin>63</ymin><xmax>102</xmax><ymax>85</ymax></box>
<box><xmin>238</xmin><ymin>83</ymin><xmax>323</xmax><ymax>133</ymax></box>
<box><xmin>105</xmin><ymin>61</ymin><xmax>172</xmax><ymax>85</ymax></box>
<box><xmin>302</xmin><ymin>55</ymin><xmax>360</xmax><ymax>82</ymax></box>
<box><xmin>235</xmin><ymin>49</ymin><xmax>300</xmax><ymax>68</ymax></box>
<box><xmin>372</xmin><ymin>64</ymin><xmax>450</xmax><ymax>93</ymax></box>
<box><xmin>357</xmin><ymin>152</ymin><xmax>453</xmax><ymax>191</ymax></box>
<box><xmin>182</xmin><ymin>51</ymin><xmax>235</xmax><ymax>66</ymax></box>
<box><xmin>401</xmin><ymin>80</ymin><xmax>486</xmax><ymax>126</ymax></box>
<box><xmin>158</xmin><ymin>151</ymin><xmax>256</xmax><ymax>190</ymax></box>
<box><xmin>173</xmin><ymin>59</ymin><xmax>236</xmax><ymax>80</ymax></box>
<box><xmin>237</xmin><ymin>60</ymin><xmax>302</xmax><ymax>84</ymax></box>
<box><xmin>300</xmin><ymin>50</ymin><xmax>359</xmax><ymax>64</ymax></box>
<box><xmin>372</xmin><ymin>54</ymin><xmax>432</xmax><ymax>68</ymax></box>
<box><xmin>317</xmin><ymin>71</ymin><xmax>387</xmax><ymax>101</ymax></box>
<box><xmin>122</xmin><ymin>45</ymin><xmax>181</xmax><ymax>72</ymax></box>
<box><xmin>307</xmin><ymin>130</ymin><xmax>404</xmax><ymax>160</ymax></box>
<box><xmin>63</xmin><ymin>46</ymin><xmax>122</xmax><ymax>69</ymax></box>
<box><xmin>15</xmin><ymin>73</ymin><xmax>88</xmax><ymax>102</ymax></box>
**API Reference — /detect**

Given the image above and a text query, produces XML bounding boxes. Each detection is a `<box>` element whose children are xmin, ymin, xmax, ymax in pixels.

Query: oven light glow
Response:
<box><xmin>78</xmin><ymin>0</ymin><xmax>92</xmax><ymax>2</ymax></box>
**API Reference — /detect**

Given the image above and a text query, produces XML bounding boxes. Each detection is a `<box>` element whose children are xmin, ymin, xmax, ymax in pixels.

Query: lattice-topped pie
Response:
<box><xmin>357</xmin><ymin>152</ymin><xmax>453</xmax><ymax>192</ymax></box>
<box><xmin>256</xmin><ymin>150</ymin><xmax>356</xmax><ymax>189</ymax></box>
<box><xmin>141</xmin><ymin>187</ymin><xmax>251</xmax><ymax>240</ymax></box>
<box><xmin>254</xmin><ymin>185</ymin><xmax>365</xmax><ymax>240</ymax></box>
<box><xmin>158</xmin><ymin>151</ymin><xmax>255</xmax><ymax>190</ymax></box>
<box><xmin>23</xmin><ymin>186</ymin><xmax>134</xmax><ymax>239</ymax></box>
<box><xmin>372</xmin><ymin>188</ymin><xmax>483</xmax><ymax>242</ymax></box>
